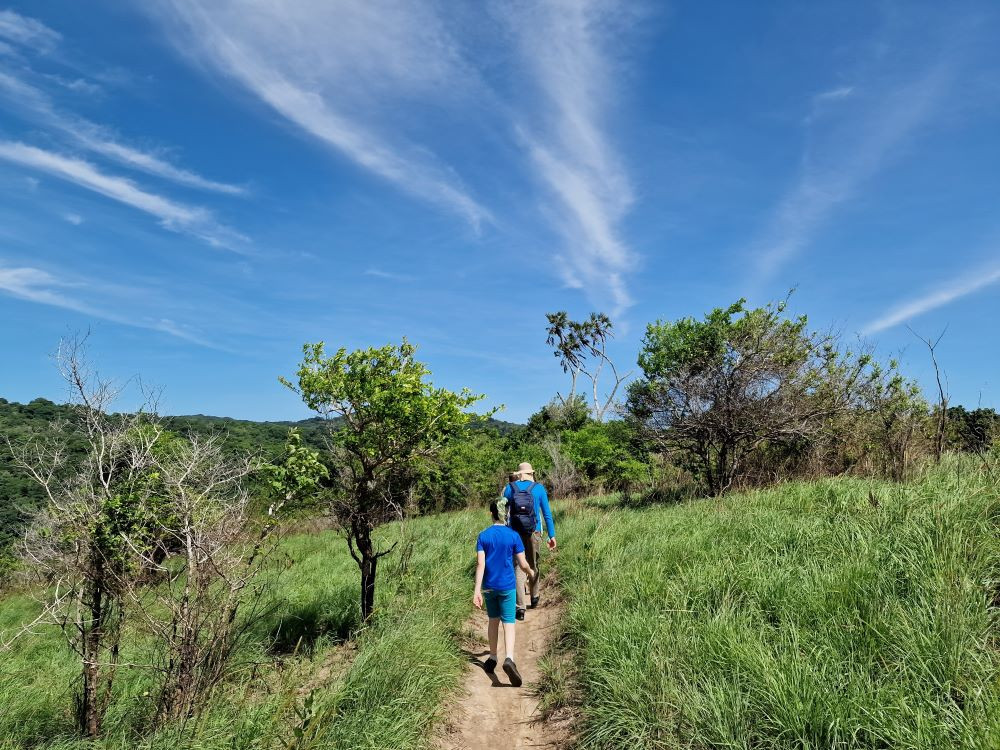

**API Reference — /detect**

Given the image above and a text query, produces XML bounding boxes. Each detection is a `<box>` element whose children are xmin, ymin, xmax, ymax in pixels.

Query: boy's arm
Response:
<box><xmin>515</xmin><ymin>551</ymin><xmax>534</xmax><ymax>578</ymax></box>
<box><xmin>473</xmin><ymin>550</ymin><xmax>486</xmax><ymax>608</ymax></box>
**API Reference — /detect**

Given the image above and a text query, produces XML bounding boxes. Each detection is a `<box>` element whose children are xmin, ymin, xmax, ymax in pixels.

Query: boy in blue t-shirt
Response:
<box><xmin>473</xmin><ymin>498</ymin><xmax>535</xmax><ymax>686</ymax></box>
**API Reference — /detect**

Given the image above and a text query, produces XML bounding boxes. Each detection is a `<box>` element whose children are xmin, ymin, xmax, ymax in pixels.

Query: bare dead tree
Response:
<box><xmin>908</xmin><ymin>325</ymin><xmax>949</xmax><ymax>463</ymax></box>
<box><xmin>541</xmin><ymin>436</ymin><xmax>580</xmax><ymax>498</ymax></box>
<box><xmin>545</xmin><ymin>312</ymin><xmax>633</xmax><ymax>421</ymax></box>
<box><xmin>122</xmin><ymin>435</ymin><xmax>267</xmax><ymax>726</ymax></box>
<box><xmin>3</xmin><ymin>336</ymin><xmax>162</xmax><ymax>737</ymax></box>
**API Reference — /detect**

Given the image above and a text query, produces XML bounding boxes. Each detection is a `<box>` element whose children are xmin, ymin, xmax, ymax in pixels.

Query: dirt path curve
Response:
<box><xmin>437</xmin><ymin>595</ymin><xmax>570</xmax><ymax>750</ymax></box>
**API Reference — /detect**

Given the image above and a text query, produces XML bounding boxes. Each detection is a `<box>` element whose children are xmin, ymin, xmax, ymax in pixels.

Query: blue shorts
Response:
<box><xmin>483</xmin><ymin>589</ymin><xmax>517</xmax><ymax>623</ymax></box>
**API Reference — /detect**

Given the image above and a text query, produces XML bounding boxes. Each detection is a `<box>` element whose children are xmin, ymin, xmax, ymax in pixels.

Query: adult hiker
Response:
<box><xmin>503</xmin><ymin>461</ymin><xmax>556</xmax><ymax>621</ymax></box>
<box><xmin>473</xmin><ymin>498</ymin><xmax>535</xmax><ymax>686</ymax></box>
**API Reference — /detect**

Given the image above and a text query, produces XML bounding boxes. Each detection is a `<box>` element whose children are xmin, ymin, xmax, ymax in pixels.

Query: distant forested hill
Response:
<box><xmin>0</xmin><ymin>397</ymin><xmax>519</xmax><ymax>551</ymax></box>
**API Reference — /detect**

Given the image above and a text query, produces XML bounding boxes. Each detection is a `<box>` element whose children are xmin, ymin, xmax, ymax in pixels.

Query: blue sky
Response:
<box><xmin>1</xmin><ymin>1</ymin><xmax>998</xmax><ymax>422</ymax></box>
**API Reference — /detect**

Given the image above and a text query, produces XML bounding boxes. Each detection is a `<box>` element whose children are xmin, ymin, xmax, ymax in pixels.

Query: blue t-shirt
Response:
<box><xmin>476</xmin><ymin>524</ymin><xmax>524</xmax><ymax>591</ymax></box>
<box><xmin>502</xmin><ymin>480</ymin><xmax>556</xmax><ymax>538</ymax></box>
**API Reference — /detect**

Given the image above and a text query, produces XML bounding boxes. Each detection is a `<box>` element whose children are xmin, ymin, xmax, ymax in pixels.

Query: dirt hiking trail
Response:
<box><xmin>437</xmin><ymin>595</ymin><xmax>571</xmax><ymax>750</ymax></box>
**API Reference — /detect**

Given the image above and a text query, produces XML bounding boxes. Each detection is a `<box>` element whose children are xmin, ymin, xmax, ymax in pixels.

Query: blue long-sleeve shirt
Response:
<box><xmin>502</xmin><ymin>480</ymin><xmax>555</xmax><ymax>539</ymax></box>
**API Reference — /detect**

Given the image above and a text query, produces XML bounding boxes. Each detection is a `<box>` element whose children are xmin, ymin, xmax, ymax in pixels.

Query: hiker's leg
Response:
<box><xmin>515</xmin><ymin>531</ymin><xmax>532</xmax><ymax>610</ymax></box>
<box><xmin>528</xmin><ymin>532</ymin><xmax>541</xmax><ymax>598</ymax></box>
<box><xmin>487</xmin><ymin>617</ymin><xmax>500</xmax><ymax>658</ymax></box>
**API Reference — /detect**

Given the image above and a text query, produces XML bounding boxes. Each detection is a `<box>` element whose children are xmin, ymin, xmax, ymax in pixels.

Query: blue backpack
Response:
<box><xmin>507</xmin><ymin>482</ymin><xmax>538</xmax><ymax>536</ymax></box>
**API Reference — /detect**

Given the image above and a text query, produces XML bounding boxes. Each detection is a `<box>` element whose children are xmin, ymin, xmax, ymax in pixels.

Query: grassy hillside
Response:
<box><xmin>2</xmin><ymin>456</ymin><xmax>999</xmax><ymax>749</ymax></box>
<box><xmin>0</xmin><ymin>511</ymin><xmax>481</xmax><ymax>750</ymax></box>
<box><xmin>554</xmin><ymin>456</ymin><xmax>1000</xmax><ymax>748</ymax></box>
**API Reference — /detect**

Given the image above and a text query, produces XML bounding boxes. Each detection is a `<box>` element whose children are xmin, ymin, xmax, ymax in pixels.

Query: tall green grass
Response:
<box><xmin>555</xmin><ymin>456</ymin><xmax>1000</xmax><ymax>749</ymax></box>
<box><xmin>0</xmin><ymin>510</ymin><xmax>486</xmax><ymax>750</ymax></box>
<box><xmin>7</xmin><ymin>458</ymin><xmax>1000</xmax><ymax>749</ymax></box>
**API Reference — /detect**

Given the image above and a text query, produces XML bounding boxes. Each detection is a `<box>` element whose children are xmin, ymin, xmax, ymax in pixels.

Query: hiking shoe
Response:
<box><xmin>483</xmin><ymin>656</ymin><xmax>497</xmax><ymax>674</ymax></box>
<box><xmin>503</xmin><ymin>657</ymin><xmax>523</xmax><ymax>687</ymax></box>
<box><xmin>529</xmin><ymin>595</ymin><xmax>540</xmax><ymax>609</ymax></box>
<box><xmin>515</xmin><ymin>608</ymin><xmax>525</xmax><ymax>621</ymax></box>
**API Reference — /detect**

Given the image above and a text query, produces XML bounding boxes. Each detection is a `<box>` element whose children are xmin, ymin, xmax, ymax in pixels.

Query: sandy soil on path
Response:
<box><xmin>436</xmin><ymin>595</ymin><xmax>571</xmax><ymax>750</ymax></box>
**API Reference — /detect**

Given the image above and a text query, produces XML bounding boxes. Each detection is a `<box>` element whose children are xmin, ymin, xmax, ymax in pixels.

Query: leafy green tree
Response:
<box><xmin>281</xmin><ymin>340</ymin><xmax>484</xmax><ymax>621</ymax></box>
<box><xmin>525</xmin><ymin>395</ymin><xmax>591</xmax><ymax>439</ymax></box>
<box><xmin>627</xmin><ymin>298</ymin><xmax>861</xmax><ymax>494</ymax></box>
<box><xmin>262</xmin><ymin>428</ymin><xmax>329</xmax><ymax>515</ymax></box>
<box><xmin>414</xmin><ymin>428</ymin><xmax>508</xmax><ymax>514</ymax></box>
<box><xmin>563</xmin><ymin>420</ymin><xmax>643</xmax><ymax>490</ymax></box>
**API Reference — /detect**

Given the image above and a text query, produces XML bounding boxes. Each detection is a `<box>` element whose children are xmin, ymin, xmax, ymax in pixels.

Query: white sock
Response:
<box><xmin>489</xmin><ymin>652</ymin><xmax>498</xmax><ymax>662</ymax></box>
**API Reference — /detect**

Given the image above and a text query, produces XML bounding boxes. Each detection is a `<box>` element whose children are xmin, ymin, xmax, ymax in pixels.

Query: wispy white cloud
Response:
<box><xmin>0</xmin><ymin>9</ymin><xmax>60</xmax><ymax>53</ymax></box>
<box><xmin>62</xmin><ymin>212</ymin><xmax>83</xmax><ymax>225</ymax></box>
<box><xmin>0</xmin><ymin>69</ymin><xmax>246</xmax><ymax>195</ymax></box>
<box><xmin>862</xmin><ymin>262</ymin><xmax>1000</xmax><ymax>334</ymax></box>
<box><xmin>752</xmin><ymin>62</ymin><xmax>951</xmax><ymax>283</ymax></box>
<box><xmin>364</xmin><ymin>267</ymin><xmax>416</xmax><ymax>282</ymax></box>
<box><xmin>0</xmin><ymin>265</ymin><xmax>86</xmax><ymax>312</ymax></box>
<box><xmin>42</xmin><ymin>73</ymin><xmax>103</xmax><ymax>96</ymax></box>
<box><xmin>154</xmin><ymin>0</ymin><xmax>489</xmax><ymax>228</ymax></box>
<box><xmin>504</xmin><ymin>0</ymin><xmax>638</xmax><ymax>313</ymax></box>
<box><xmin>0</xmin><ymin>263</ymin><xmax>222</xmax><ymax>347</ymax></box>
<box><xmin>0</xmin><ymin>141</ymin><xmax>247</xmax><ymax>250</ymax></box>
<box><xmin>77</xmin><ymin>135</ymin><xmax>247</xmax><ymax>195</ymax></box>
<box><xmin>814</xmin><ymin>86</ymin><xmax>855</xmax><ymax>102</ymax></box>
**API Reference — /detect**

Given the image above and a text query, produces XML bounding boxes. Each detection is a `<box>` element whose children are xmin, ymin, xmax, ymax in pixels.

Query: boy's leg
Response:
<box><xmin>503</xmin><ymin>620</ymin><xmax>516</xmax><ymax>662</ymax></box>
<box><xmin>488</xmin><ymin>617</ymin><xmax>500</xmax><ymax>660</ymax></box>
<box><xmin>500</xmin><ymin>589</ymin><xmax>517</xmax><ymax>660</ymax></box>
<box><xmin>499</xmin><ymin>590</ymin><xmax>523</xmax><ymax>687</ymax></box>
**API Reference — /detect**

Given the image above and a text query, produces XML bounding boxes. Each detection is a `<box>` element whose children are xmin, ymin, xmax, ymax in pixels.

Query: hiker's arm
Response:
<box><xmin>473</xmin><ymin>550</ymin><xmax>486</xmax><ymax>608</ymax></box>
<box><xmin>539</xmin><ymin>487</ymin><xmax>557</xmax><ymax>548</ymax></box>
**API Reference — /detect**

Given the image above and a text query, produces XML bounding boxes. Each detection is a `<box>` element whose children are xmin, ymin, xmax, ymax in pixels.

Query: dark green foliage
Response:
<box><xmin>525</xmin><ymin>396</ymin><xmax>591</xmax><ymax>439</ymax></box>
<box><xmin>0</xmin><ymin>399</ymin><xmax>87</xmax><ymax>552</ymax></box>
<box><xmin>946</xmin><ymin>406</ymin><xmax>999</xmax><ymax>453</ymax></box>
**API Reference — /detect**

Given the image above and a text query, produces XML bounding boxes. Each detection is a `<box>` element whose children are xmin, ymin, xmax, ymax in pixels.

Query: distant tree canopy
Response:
<box><xmin>0</xmin><ymin>396</ymin><xmax>516</xmax><ymax>554</ymax></box>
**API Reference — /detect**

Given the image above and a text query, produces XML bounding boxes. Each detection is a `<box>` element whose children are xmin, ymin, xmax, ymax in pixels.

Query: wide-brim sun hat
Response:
<box><xmin>516</xmin><ymin>461</ymin><xmax>535</xmax><ymax>478</ymax></box>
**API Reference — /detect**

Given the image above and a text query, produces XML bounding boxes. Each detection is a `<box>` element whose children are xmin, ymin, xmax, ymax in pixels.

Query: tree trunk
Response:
<box><xmin>81</xmin><ymin>652</ymin><xmax>101</xmax><ymax>737</ymax></box>
<box><xmin>80</xmin><ymin>575</ymin><xmax>104</xmax><ymax>737</ymax></box>
<box><xmin>355</xmin><ymin>522</ymin><xmax>378</xmax><ymax>621</ymax></box>
<box><xmin>361</xmin><ymin>553</ymin><xmax>378</xmax><ymax>621</ymax></box>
